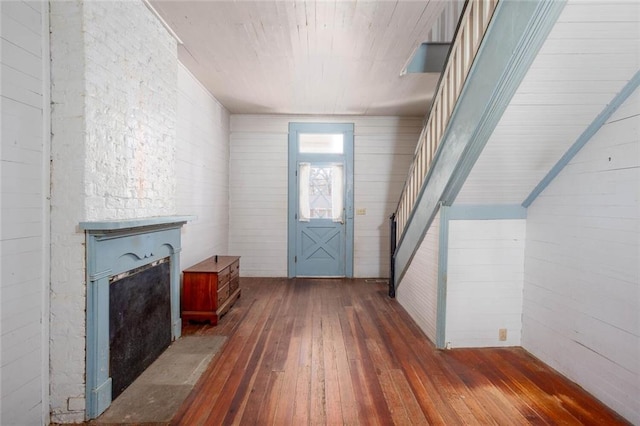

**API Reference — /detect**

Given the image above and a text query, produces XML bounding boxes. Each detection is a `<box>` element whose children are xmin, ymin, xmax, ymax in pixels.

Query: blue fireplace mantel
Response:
<box><xmin>80</xmin><ymin>215</ymin><xmax>194</xmax><ymax>419</ymax></box>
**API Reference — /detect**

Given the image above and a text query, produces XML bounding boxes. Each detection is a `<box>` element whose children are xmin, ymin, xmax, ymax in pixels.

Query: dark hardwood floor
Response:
<box><xmin>174</xmin><ymin>277</ymin><xmax>628</xmax><ymax>425</ymax></box>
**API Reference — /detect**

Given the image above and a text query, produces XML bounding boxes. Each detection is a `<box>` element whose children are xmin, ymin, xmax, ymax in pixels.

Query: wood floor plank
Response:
<box><xmin>320</xmin><ymin>309</ymin><xmax>345</xmax><ymax>425</ymax></box>
<box><xmin>480</xmin><ymin>348</ymin><xmax>569</xmax><ymax>424</ymax></box>
<box><xmin>345</xmin><ymin>307</ymin><xmax>395</xmax><ymax>424</ymax></box>
<box><xmin>230</xmin><ymin>303</ymin><xmax>288</xmax><ymax>424</ymax></box>
<box><xmin>369</xmin><ymin>303</ymin><xmax>464</xmax><ymax>424</ymax></box>
<box><xmin>257</xmin><ymin>370</ymin><xmax>284</xmax><ymax>424</ymax></box>
<box><xmin>169</xmin><ymin>278</ymin><xmax>629</xmax><ymax>426</ymax></box>
<box><xmin>443</xmin><ymin>349</ymin><xmax>542</xmax><ymax>425</ymax></box>
<box><xmin>377</xmin><ymin>369</ymin><xmax>411</xmax><ymax>425</ymax></box>
<box><xmin>307</xmin><ymin>295</ymin><xmax>326</xmax><ymax>424</ymax></box>
<box><xmin>292</xmin><ymin>364</ymin><xmax>312</xmax><ymax>424</ymax></box>
<box><xmin>171</xmin><ymin>298</ymin><xmax>267</xmax><ymax>425</ymax></box>
<box><xmin>331</xmin><ymin>310</ymin><xmax>359</xmax><ymax>424</ymax></box>
<box><xmin>499</xmin><ymin>348</ymin><xmax>623</xmax><ymax>425</ymax></box>
<box><xmin>272</xmin><ymin>319</ymin><xmax>303</xmax><ymax>424</ymax></box>
<box><xmin>388</xmin><ymin>368</ymin><xmax>430</xmax><ymax>424</ymax></box>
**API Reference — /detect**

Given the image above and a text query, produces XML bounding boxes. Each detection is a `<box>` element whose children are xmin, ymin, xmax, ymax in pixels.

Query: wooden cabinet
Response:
<box><xmin>181</xmin><ymin>256</ymin><xmax>241</xmax><ymax>325</ymax></box>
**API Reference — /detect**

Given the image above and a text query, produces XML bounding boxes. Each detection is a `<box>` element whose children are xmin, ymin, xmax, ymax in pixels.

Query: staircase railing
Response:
<box><xmin>394</xmin><ymin>0</ymin><xmax>499</xmax><ymax>247</ymax></box>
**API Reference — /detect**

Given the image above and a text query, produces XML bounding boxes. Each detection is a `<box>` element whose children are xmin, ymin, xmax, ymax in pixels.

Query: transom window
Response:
<box><xmin>299</xmin><ymin>133</ymin><xmax>344</xmax><ymax>154</ymax></box>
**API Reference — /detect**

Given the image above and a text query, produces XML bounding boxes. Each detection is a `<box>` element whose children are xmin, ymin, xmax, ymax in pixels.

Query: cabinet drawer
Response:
<box><xmin>229</xmin><ymin>276</ymin><xmax>239</xmax><ymax>293</ymax></box>
<box><xmin>217</xmin><ymin>283</ymin><xmax>230</xmax><ymax>305</ymax></box>
<box><xmin>218</xmin><ymin>266</ymin><xmax>230</xmax><ymax>285</ymax></box>
<box><xmin>230</xmin><ymin>260</ymin><xmax>240</xmax><ymax>279</ymax></box>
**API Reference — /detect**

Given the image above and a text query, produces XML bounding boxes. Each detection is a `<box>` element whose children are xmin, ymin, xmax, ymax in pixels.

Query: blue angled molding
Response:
<box><xmin>394</xmin><ymin>0</ymin><xmax>567</xmax><ymax>286</ymax></box>
<box><xmin>522</xmin><ymin>70</ymin><xmax>640</xmax><ymax>207</ymax></box>
<box><xmin>435</xmin><ymin>204</ymin><xmax>449</xmax><ymax>349</ymax></box>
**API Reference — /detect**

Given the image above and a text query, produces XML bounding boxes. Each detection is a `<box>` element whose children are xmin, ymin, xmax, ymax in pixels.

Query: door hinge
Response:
<box><xmin>294</xmin><ymin>256</ymin><xmax>297</xmax><ymax>263</ymax></box>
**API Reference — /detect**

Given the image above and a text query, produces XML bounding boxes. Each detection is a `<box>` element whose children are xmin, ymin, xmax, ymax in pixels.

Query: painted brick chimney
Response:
<box><xmin>49</xmin><ymin>1</ymin><xmax>177</xmax><ymax>422</ymax></box>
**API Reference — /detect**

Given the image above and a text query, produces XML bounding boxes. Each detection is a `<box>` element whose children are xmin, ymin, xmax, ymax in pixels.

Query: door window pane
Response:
<box><xmin>299</xmin><ymin>133</ymin><xmax>343</xmax><ymax>153</ymax></box>
<box><xmin>309</xmin><ymin>166</ymin><xmax>332</xmax><ymax>218</ymax></box>
<box><xmin>299</xmin><ymin>164</ymin><xmax>344</xmax><ymax>220</ymax></box>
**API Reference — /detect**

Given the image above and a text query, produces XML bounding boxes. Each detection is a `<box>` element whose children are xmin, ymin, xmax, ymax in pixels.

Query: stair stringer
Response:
<box><xmin>394</xmin><ymin>0</ymin><xmax>567</xmax><ymax>287</ymax></box>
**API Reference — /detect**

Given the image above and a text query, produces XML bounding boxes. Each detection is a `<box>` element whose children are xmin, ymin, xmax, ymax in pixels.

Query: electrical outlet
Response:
<box><xmin>499</xmin><ymin>328</ymin><xmax>507</xmax><ymax>341</ymax></box>
<box><xmin>356</xmin><ymin>208</ymin><xmax>366</xmax><ymax>215</ymax></box>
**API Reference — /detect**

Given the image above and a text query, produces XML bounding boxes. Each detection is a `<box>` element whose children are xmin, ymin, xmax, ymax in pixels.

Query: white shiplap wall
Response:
<box><xmin>176</xmin><ymin>64</ymin><xmax>230</xmax><ymax>269</ymax></box>
<box><xmin>396</xmin><ymin>210</ymin><xmax>440</xmax><ymax>343</ymax></box>
<box><xmin>445</xmin><ymin>219</ymin><xmax>526</xmax><ymax>348</ymax></box>
<box><xmin>1</xmin><ymin>1</ymin><xmax>49</xmax><ymax>424</ymax></box>
<box><xmin>455</xmin><ymin>0</ymin><xmax>640</xmax><ymax>205</ymax></box>
<box><xmin>229</xmin><ymin>115</ymin><xmax>420</xmax><ymax>277</ymax></box>
<box><xmin>523</xmin><ymin>89</ymin><xmax>640</xmax><ymax>424</ymax></box>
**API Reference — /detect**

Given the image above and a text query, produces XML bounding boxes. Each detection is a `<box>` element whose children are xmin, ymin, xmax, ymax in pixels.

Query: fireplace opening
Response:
<box><xmin>109</xmin><ymin>257</ymin><xmax>171</xmax><ymax>400</ymax></box>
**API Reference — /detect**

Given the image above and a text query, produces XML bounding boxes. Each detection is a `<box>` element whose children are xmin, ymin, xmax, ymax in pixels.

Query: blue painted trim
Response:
<box><xmin>394</xmin><ymin>0</ymin><xmax>567</xmax><ymax>286</ymax></box>
<box><xmin>434</xmin><ymin>204</ymin><xmax>526</xmax><ymax>350</ymax></box>
<box><xmin>84</xmin><ymin>221</ymin><xmax>188</xmax><ymax>419</ymax></box>
<box><xmin>522</xmin><ymin>71</ymin><xmax>640</xmax><ymax>207</ymax></box>
<box><xmin>435</xmin><ymin>204</ymin><xmax>449</xmax><ymax>349</ymax></box>
<box><xmin>171</xmin><ymin>249</ymin><xmax>183</xmax><ymax>339</ymax></box>
<box><xmin>441</xmin><ymin>0</ymin><xmax>568</xmax><ymax>204</ymax></box>
<box><xmin>80</xmin><ymin>215</ymin><xmax>194</xmax><ymax>230</ymax></box>
<box><xmin>287</xmin><ymin>126</ymin><xmax>297</xmax><ymax>278</ymax></box>
<box><xmin>287</xmin><ymin>122</ymin><xmax>354</xmax><ymax>278</ymax></box>
<box><xmin>344</xmin><ymin>127</ymin><xmax>355</xmax><ymax>278</ymax></box>
<box><xmin>448</xmin><ymin>204</ymin><xmax>527</xmax><ymax>220</ymax></box>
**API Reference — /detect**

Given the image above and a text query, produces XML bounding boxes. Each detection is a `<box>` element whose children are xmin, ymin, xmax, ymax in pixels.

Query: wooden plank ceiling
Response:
<box><xmin>150</xmin><ymin>0</ymin><xmax>462</xmax><ymax>116</ymax></box>
<box><xmin>455</xmin><ymin>0</ymin><xmax>640</xmax><ymax>205</ymax></box>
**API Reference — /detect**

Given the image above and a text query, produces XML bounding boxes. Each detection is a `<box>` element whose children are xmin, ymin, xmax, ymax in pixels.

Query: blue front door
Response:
<box><xmin>288</xmin><ymin>123</ymin><xmax>354</xmax><ymax>277</ymax></box>
<box><xmin>296</xmin><ymin>162</ymin><xmax>345</xmax><ymax>276</ymax></box>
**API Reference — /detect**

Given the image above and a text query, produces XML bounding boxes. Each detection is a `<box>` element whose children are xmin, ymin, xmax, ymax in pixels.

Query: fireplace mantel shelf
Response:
<box><xmin>80</xmin><ymin>215</ymin><xmax>196</xmax><ymax>231</ymax></box>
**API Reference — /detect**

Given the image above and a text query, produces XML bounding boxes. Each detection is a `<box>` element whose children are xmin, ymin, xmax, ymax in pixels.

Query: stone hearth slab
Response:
<box><xmin>93</xmin><ymin>335</ymin><xmax>226</xmax><ymax>424</ymax></box>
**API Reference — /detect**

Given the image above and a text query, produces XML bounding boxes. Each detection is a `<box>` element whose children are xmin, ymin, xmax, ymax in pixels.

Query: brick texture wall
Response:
<box><xmin>83</xmin><ymin>2</ymin><xmax>177</xmax><ymax>221</ymax></box>
<box><xmin>49</xmin><ymin>1</ymin><xmax>177</xmax><ymax>422</ymax></box>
